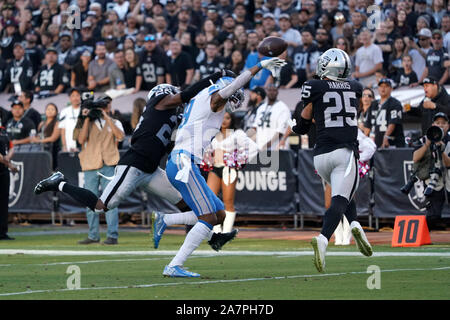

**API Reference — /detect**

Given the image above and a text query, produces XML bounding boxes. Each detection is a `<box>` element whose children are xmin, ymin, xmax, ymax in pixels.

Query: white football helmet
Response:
<box><xmin>215</xmin><ymin>76</ymin><xmax>245</xmax><ymax>112</ymax></box>
<box><xmin>316</xmin><ymin>48</ymin><xmax>351</xmax><ymax>82</ymax></box>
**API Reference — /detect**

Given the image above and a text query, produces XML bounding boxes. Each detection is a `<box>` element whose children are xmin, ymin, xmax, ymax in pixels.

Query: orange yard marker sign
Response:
<box><xmin>392</xmin><ymin>216</ymin><xmax>431</xmax><ymax>247</ymax></box>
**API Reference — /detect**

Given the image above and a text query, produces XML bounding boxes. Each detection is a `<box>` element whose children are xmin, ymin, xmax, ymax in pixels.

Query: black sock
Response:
<box><xmin>62</xmin><ymin>183</ymin><xmax>99</xmax><ymax>211</ymax></box>
<box><xmin>321</xmin><ymin>195</ymin><xmax>349</xmax><ymax>240</ymax></box>
<box><xmin>344</xmin><ymin>199</ymin><xmax>357</xmax><ymax>224</ymax></box>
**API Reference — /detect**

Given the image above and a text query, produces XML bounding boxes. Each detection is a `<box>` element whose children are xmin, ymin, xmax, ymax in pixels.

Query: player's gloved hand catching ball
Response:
<box><xmin>258</xmin><ymin>58</ymin><xmax>287</xmax><ymax>77</ymax></box>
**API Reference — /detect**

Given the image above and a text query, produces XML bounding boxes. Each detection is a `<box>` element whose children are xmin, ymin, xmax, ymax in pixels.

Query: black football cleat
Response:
<box><xmin>208</xmin><ymin>229</ymin><xmax>239</xmax><ymax>252</ymax></box>
<box><xmin>34</xmin><ymin>171</ymin><xmax>66</xmax><ymax>195</ymax></box>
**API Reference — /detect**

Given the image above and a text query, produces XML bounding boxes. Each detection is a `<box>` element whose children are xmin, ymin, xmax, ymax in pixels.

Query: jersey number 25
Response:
<box><xmin>323</xmin><ymin>91</ymin><xmax>357</xmax><ymax>128</ymax></box>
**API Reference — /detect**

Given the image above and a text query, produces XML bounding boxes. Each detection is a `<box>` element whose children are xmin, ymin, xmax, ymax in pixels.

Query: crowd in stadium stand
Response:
<box><xmin>0</xmin><ymin>0</ymin><xmax>450</xmax><ymax>148</ymax></box>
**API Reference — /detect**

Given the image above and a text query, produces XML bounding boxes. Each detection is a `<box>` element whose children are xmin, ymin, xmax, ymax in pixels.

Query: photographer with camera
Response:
<box><xmin>406</xmin><ymin>76</ymin><xmax>450</xmax><ymax>136</ymax></box>
<box><xmin>73</xmin><ymin>93</ymin><xmax>125</xmax><ymax>245</ymax></box>
<box><xmin>411</xmin><ymin>112</ymin><xmax>450</xmax><ymax>230</ymax></box>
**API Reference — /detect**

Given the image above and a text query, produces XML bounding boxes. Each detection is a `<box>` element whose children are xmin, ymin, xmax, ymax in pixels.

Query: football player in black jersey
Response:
<box><xmin>363</xmin><ymin>78</ymin><xmax>405</xmax><ymax>148</ymax></box>
<box><xmin>291</xmin><ymin>48</ymin><xmax>373</xmax><ymax>272</ymax></box>
<box><xmin>34</xmin><ymin>70</ymin><xmax>238</xmax><ymax>251</ymax></box>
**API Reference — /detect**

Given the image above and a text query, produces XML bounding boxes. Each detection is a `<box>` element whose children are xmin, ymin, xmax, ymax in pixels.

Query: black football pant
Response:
<box><xmin>0</xmin><ymin>170</ymin><xmax>10</xmax><ymax>236</ymax></box>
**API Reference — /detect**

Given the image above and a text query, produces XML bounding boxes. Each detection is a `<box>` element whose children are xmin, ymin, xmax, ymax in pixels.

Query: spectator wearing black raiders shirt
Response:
<box><xmin>18</xmin><ymin>90</ymin><xmax>41</xmax><ymax>129</ymax></box>
<box><xmin>4</xmin><ymin>42</ymin><xmax>34</xmax><ymax>94</ymax></box>
<box><xmin>172</xmin><ymin>6</ymin><xmax>199</xmax><ymax>45</ymax></box>
<box><xmin>0</xmin><ymin>20</ymin><xmax>22</xmax><ymax>62</ymax></box>
<box><xmin>24</xmin><ymin>31</ymin><xmax>44</xmax><ymax>77</ymax></box>
<box><xmin>168</xmin><ymin>40</ymin><xmax>194</xmax><ymax>89</ymax></box>
<box><xmin>136</xmin><ymin>34</ymin><xmax>168</xmax><ymax>92</ymax></box>
<box><xmin>419</xmin><ymin>29</ymin><xmax>449</xmax><ymax>85</ymax></box>
<box><xmin>363</xmin><ymin>78</ymin><xmax>405</xmax><ymax>148</ymax></box>
<box><xmin>57</xmin><ymin>31</ymin><xmax>79</xmax><ymax>72</ymax></box>
<box><xmin>194</xmin><ymin>41</ymin><xmax>226</xmax><ymax>81</ymax></box>
<box><xmin>407</xmin><ymin>76</ymin><xmax>450</xmax><ymax>135</ymax></box>
<box><xmin>291</xmin><ymin>29</ymin><xmax>320</xmax><ymax>87</ymax></box>
<box><xmin>394</xmin><ymin>54</ymin><xmax>418</xmax><ymax>88</ymax></box>
<box><xmin>35</xmin><ymin>47</ymin><xmax>68</xmax><ymax>95</ymax></box>
<box><xmin>266</xmin><ymin>50</ymin><xmax>298</xmax><ymax>88</ymax></box>
<box><xmin>6</xmin><ymin>100</ymin><xmax>35</xmax><ymax>146</ymax></box>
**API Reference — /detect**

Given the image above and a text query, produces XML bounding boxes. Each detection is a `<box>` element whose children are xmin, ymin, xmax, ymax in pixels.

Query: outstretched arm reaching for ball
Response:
<box><xmin>210</xmin><ymin>57</ymin><xmax>286</xmax><ymax>112</ymax></box>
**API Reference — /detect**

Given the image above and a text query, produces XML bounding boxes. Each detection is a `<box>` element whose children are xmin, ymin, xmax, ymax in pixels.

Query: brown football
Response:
<box><xmin>257</xmin><ymin>36</ymin><xmax>288</xmax><ymax>57</ymax></box>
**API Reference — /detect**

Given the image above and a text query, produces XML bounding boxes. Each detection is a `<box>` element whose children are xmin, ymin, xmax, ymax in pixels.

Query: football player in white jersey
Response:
<box><xmin>160</xmin><ymin>57</ymin><xmax>286</xmax><ymax>277</ymax></box>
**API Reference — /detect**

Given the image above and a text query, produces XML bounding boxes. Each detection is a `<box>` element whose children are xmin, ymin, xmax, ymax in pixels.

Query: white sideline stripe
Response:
<box><xmin>0</xmin><ymin>266</ymin><xmax>449</xmax><ymax>297</ymax></box>
<box><xmin>0</xmin><ymin>249</ymin><xmax>450</xmax><ymax>257</ymax></box>
<box><xmin>0</xmin><ymin>256</ymin><xmax>213</xmax><ymax>267</ymax></box>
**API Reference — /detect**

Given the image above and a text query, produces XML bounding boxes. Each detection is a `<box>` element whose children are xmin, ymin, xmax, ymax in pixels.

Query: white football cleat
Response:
<box><xmin>311</xmin><ymin>235</ymin><xmax>328</xmax><ymax>273</ymax></box>
<box><xmin>351</xmin><ymin>221</ymin><xmax>373</xmax><ymax>257</ymax></box>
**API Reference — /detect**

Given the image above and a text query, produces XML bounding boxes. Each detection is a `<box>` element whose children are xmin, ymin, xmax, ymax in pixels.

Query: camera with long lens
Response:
<box><xmin>400</xmin><ymin>172</ymin><xmax>418</xmax><ymax>194</ymax></box>
<box><xmin>426</xmin><ymin>125</ymin><xmax>444</xmax><ymax>144</ymax></box>
<box><xmin>401</xmin><ymin>125</ymin><xmax>445</xmax><ymax>196</ymax></box>
<box><xmin>80</xmin><ymin>92</ymin><xmax>110</xmax><ymax>121</ymax></box>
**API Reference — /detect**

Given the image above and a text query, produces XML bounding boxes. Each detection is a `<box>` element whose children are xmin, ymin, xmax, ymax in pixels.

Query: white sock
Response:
<box><xmin>213</xmin><ymin>225</ymin><xmax>222</xmax><ymax>233</ymax></box>
<box><xmin>222</xmin><ymin>211</ymin><xmax>236</xmax><ymax>233</ymax></box>
<box><xmin>342</xmin><ymin>216</ymin><xmax>352</xmax><ymax>244</ymax></box>
<box><xmin>58</xmin><ymin>181</ymin><xmax>66</xmax><ymax>192</ymax></box>
<box><xmin>163</xmin><ymin>211</ymin><xmax>198</xmax><ymax>226</ymax></box>
<box><xmin>334</xmin><ymin>221</ymin><xmax>343</xmax><ymax>245</ymax></box>
<box><xmin>169</xmin><ymin>221</ymin><xmax>212</xmax><ymax>267</ymax></box>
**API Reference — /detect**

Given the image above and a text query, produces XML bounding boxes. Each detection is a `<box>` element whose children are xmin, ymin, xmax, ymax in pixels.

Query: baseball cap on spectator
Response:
<box><xmin>422</xmin><ymin>76</ymin><xmax>438</xmax><ymax>85</ymax></box>
<box><xmin>89</xmin><ymin>2</ymin><xmax>102</xmax><ymax>9</ymax></box>
<box><xmin>10</xmin><ymin>100</ymin><xmax>23</xmax><ymax>108</ymax></box>
<box><xmin>433</xmin><ymin>112</ymin><xmax>449</xmax><ymax>122</ymax></box>
<box><xmin>59</xmin><ymin>31</ymin><xmax>72</xmax><ymax>39</ymax></box>
<box><xmin>87</xmin><ymin>11</ymin><xmax>97</xmax><ymax>17</ymax></box>
<box><xmin>432</xmin><ymin>29</ymin><xmax>443</xmax><ymax>37</ymax></box>
<box><xmin>263</xmin><ymin>13</ymin><xmax>275</xmax><ymax>20</ymax></box>
<box><xmin>81</xmin><ymin>50</ymin><xmax>92</xmax><ymax>57</ymax></box>
<box><xmin>207</xmin><ymin>4</ymin><xmax>217</xmax><ymax>12</ymax></box>
<box><xmin>378</xmin><ymin>78</ymin><xmax>393</xmax><ymax>87</ymax></box>
<box><xmin>45</xmin><ymin>47</ymin><xmax>58</xmax><ymax>54</ymax></box>
<box><xmin>254</xmin><ymin>9</ymin><xmax>264</xmax><ymax>16</ymax></box>
<box><xmin>166</xmin><ymin>0</ymin><xmax>176</xmax><ymax>3</ymax></box>
<box><xmin>417</xmin><ymin>28</ymin><xmax>432</xmax><ymax>38</ymax></box>
<box><xmin>5</xmin><ymin>20</ymin><xmax>17</xmax><ymax>27</ymax></box>
<box><xmin>82</xmin><ymin>21</ymin><xmax>92</xmax><ymax>29</ymax></box>
<box><xmin>251</xmin><ymin>86</ymin><xmax>266</xmax><ymax>99</ymax></box>
<box><xmin>279</xmin><ymin>13</ymin><xmax>290</xmax><ymax>20</ymax></box>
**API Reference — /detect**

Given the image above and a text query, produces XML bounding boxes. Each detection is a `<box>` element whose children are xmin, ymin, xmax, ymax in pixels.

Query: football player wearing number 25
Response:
<box><xmin>290</xmin><ymin>48</ymin><xmax>373</xmax><ymax>273</ymax></box>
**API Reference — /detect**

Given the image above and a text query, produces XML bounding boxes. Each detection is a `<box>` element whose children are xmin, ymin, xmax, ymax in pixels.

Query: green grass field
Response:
<box><xmin>0</xmin><ymin>227</ymin><xmax>449</xmax><ymax>300</ymax></box>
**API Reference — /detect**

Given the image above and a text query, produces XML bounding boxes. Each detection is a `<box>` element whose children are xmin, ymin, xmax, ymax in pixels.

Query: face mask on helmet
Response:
<box><xmin>226</xmin><ymin>88</ymin><xmax>244</xmax><ymax>112</ymax></box>
<box><xmin>147</xmin><ymin>84</ymin><xmax>180</xmax><ymax>101</ymax></box>
<box><xmin>316</xmin><ymin>48</ymin><xmax>351</xmax><ymax>82</ymax></box>
<box><xmin>215</xmin><ymin>76</ymin><xmax>244</xmax><ymax>112</ymax></box>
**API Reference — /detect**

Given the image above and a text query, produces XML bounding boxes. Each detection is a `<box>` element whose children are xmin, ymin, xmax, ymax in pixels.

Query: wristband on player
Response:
<box><xmin>180</xmin><ymin>71</ymin><xmax>223</xmax><ymax>103</ymax></box>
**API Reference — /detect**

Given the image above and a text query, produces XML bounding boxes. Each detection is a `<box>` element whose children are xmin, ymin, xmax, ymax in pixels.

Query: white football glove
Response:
<box><xmin>287</xmin><ymin>118</ymin><xmax>297</xmax><ymax>129</ymax></box>
<box><xmin>260</xmin><ymin>57</ymin><xmax>287</xmax><ymax>77</ymax></box>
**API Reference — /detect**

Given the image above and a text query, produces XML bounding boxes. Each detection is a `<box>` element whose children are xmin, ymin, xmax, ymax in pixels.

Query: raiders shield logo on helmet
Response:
<box><xmin>403</xmin><ymin>160</ymin><xmax>427</xmax><ymax>211</ymax></box>
<box><xmin>8</xmin><ymin>161</ymin><xmax>24</xmax><ymax>208</ymax></box>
